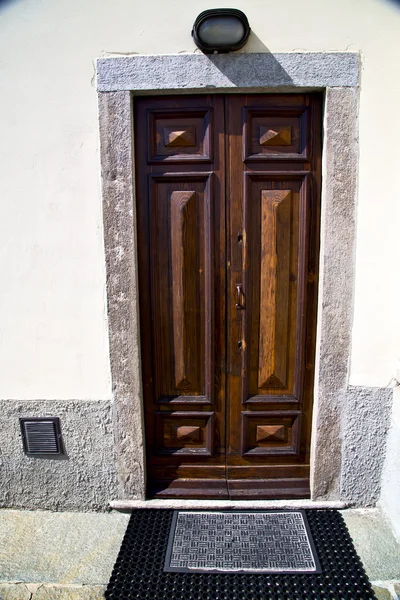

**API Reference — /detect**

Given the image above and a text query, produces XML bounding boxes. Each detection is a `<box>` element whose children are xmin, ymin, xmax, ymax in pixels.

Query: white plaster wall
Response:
<box><xmin>0</xmin><ymin>0</ymin><xmax>400</xmax><ymax>396</ymax></box>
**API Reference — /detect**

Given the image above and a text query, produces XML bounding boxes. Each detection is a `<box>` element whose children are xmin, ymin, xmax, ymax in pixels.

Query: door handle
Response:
<box><xmin>235</xmin><ymin>284</ymin><xmax>244</xmax><ymax>309</ymax></box>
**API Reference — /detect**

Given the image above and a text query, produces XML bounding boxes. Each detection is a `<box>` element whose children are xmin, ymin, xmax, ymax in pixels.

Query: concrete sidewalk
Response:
<box><xmin>0</xmin><ymin>508</ymin><xmax>399</xmax><ymax>600</ymax></box>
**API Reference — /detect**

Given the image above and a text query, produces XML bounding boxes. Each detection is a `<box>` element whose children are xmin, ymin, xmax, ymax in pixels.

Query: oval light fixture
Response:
<box><xmin>192</xmin><ymin>9</ymin><xmax>251</xmax><ymax>54</ymax></box>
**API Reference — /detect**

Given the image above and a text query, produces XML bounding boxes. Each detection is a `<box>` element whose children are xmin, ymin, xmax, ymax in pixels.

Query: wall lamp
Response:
<box><xmin>192</xmin><ymin>9</ymin><xmax>251</xmax><ymax>54</ymax></box>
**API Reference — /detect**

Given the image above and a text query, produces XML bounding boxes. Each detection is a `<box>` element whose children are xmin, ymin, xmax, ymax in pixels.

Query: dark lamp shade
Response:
<box><xmin>192</xmin><ymin>9</ymin><xmax>251</xmax><ymax>54</ymax></box>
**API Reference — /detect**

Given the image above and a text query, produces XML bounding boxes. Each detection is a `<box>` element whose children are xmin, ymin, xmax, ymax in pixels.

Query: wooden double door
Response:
<box><xmin>135</xmin><ymin>93</ymin><xmax>322</xmax><ymax>499</ymax></box>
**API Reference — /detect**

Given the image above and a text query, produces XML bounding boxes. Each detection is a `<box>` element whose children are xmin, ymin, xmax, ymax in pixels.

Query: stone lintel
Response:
<box><xmin>96</xmin><ymin>52</ymin><xmax>360</xmax><ymax>92</ymax></box>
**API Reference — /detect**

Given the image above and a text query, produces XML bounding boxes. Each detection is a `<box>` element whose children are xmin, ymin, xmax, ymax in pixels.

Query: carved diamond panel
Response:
<box><xmin>150</xmin><ymin>110</ymin><xmax>211</xmax><ymax>162</ymax></box>
<box><xmin>163</xmin><ymin>126</ymin><xmax>196</xmax><ymax>147</ymax></box>
<box><xmin>256</xmin><ymin>424</ymin><xmax>287</xmax><ymax>443</ymax></box>
<box><xmin>244</xmin><ymin>108</ymin><xmax>307</xmax><ymax>160</ymax></box>
<box><xmin>242</xmin><ymin>412</ymin><xmax>300</xmax><ymax>456</ymax></box>
<box><xmin>156</xmin><ymin>412</ymin><xmax>214</xmax><ymax>455</ymax></box>
<box><xmin>174</xmin><ymin>425</ymin><xmax>201</xmax><ymax>442</ymax></box>
<box><xmin>259</xmin><ymin>125</ymin><xmax>292</xmax><ymax>146</ymax></box>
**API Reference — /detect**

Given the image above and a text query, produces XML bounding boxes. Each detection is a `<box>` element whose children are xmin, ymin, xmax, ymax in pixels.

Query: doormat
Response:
<box><xmin>105</xmin><ymin>509</ymin><xmax>377</xmax><ymax>600</ymax></box>
<box><xmin>164</xmin><ymin>511</ymin><xmax>320</xmax><ymax>574</ymax></box>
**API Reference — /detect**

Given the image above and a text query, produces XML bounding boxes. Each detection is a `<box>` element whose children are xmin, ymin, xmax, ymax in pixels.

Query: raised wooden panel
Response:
<box><xmin>149</xmin><ymin>175</ymin><xmax>213</xmax><ymax>403</ymax></box>
<box><xmin>164</xmin><ymin>125</ymin><xmax>196</xmax><ymax>148</ymax></box>
<box><xmin>175</xmin><ymin>425</ymin><xmax>201</xmax><ymax>441</ymax></box>
<box><xmin>155</xmin><ymin>412</ymin><xmax>214</xmax><ymax>455</ymax></box>
<box><xmin>256</xmin><ymin>424</ymin><xmax>286</xmax><ymax>442</ymax></box>
<box><xmin>149</xmin><ymin>110</ymin><xmax>211</xmax><ymax>162</ymax></box>
<box><xmin>259</xmin><ymin>125</ymin><xmax>292</xmax><ymax>146</ymax></box>
<box><xmin>243</xmin><ymin>108</ymin><xmax>308</xmax><ymax>161</ymax></box>
<box><xmin>242</xmin><ymin>175</ymin><xmax>307</xmax><ymax>403</ymax></box>
<box><xmin>171</xmin><ymin>191</ymin><xmax>198</xmax><ymax>391</ymax></box>
<box><xmin>258</xmin><ymin>190</ymin><xmax>291</xmax><ymax>390</ymax></box>
<box><xmin>242</xmin><ymin>412</ymin><xmax>300</xmax><ymax>456</ymax></box>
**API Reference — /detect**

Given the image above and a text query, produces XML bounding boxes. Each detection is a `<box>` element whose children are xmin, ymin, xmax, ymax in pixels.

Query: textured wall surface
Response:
<box><xmin>340</xmin><ymin>386</ymin><xmax>393</xmax><ymax>506</ymax></box>
<box><xmin>0</xmin><ymin>400</ymin><xmax>118</xmax><ymax>511</ymax></box>
<box><xmin>97</xmin><ymin>52</ymin><xmax>359</xmax><ymax>91</ymax></box>
<box><xmin>98</xmin><ymin>91</ymin><xmax>146</xmax><ymax>501</ymax></box>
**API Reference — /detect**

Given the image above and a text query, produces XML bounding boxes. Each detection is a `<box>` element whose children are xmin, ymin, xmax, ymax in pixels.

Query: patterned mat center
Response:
<box><xmin>164</xmin><ymin>511</ymin><xmax>320</xmax><ymax>574</ymax></box>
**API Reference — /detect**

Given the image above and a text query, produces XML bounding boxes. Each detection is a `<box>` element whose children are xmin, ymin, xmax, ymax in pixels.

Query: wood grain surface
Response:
<box><xmin>134</xmin><ymin>93</ymin><xmax>322</xmax><ymax>499</ymax></box>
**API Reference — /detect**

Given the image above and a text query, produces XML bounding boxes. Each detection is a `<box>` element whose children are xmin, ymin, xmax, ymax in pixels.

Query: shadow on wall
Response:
<box><xmin>240</xmin><ymin>30</ymin><xmax>273</xmax><ymax>53</ymax></box>
<box><xmin>205</xmin><ymin>32</ymin><xmax>294</xmax><ymax>88</ymax></box>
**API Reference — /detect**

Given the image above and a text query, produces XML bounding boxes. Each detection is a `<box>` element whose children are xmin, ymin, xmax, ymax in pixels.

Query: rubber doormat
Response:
<box><xmin>164</xmin><ymin>511</ymin><xmax>321</xmax><ymax>573</ymax></box>
<box><xmin>105</xmin><ymin>509</ymin><xmax>377</xmax><ymax>600</ymax></box>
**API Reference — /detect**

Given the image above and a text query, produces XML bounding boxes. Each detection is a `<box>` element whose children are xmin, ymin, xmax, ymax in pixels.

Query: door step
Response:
<box><xmin>109</xmin><ymin>498</ymin><xmax>349</xmax><ymax>510</ymax></box>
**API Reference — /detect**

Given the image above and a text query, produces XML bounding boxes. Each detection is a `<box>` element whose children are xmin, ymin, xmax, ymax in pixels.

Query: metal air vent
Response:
<box><xmin>20</xmin><ymin>417</ymin><xmax>63</xmax><ymax>456</ymax></box>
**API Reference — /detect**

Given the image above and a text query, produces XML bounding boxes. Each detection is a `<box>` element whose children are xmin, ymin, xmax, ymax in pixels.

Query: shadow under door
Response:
<box><xmin>134</xmin><ymin>93</ymin><xmax>322</xmax><ymax>499</ymax></box>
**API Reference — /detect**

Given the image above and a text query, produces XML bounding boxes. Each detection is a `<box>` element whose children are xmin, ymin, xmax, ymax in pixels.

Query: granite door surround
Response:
<box><xmin>96</xmin><ymin>52</ymin><xmax>392</xmax><ymax>506</ymax></box>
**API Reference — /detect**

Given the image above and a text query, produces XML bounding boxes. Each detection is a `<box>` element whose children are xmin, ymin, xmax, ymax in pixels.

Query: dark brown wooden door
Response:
<box><xmin>135</xmin><ymin>94</ymin><xmax>321</xmax><ymax>499</ymax></box>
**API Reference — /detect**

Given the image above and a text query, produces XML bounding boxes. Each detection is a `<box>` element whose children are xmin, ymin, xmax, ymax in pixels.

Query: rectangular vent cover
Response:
<box><xmin>20</xmin><ymin>417</ymin><xmax>62</xmax><ymax>455</ymax></box>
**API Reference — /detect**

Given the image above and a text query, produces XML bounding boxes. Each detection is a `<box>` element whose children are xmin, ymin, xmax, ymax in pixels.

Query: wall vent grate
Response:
<box><xmin>20</xmin><ymin>417</ymin><xmax>62</xmax><ymax>455</ymax></box>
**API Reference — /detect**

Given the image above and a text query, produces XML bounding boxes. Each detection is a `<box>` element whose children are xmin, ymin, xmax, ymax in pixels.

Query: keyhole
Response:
<box><xmin>237</xmin><ymin>340</ymin><xmax>242</xmax><ymax>349</ymax></box>
<box><xmin>237</xmin><ymin>234</ymin><xmax>243</xmax><ymax>243</ymax></box>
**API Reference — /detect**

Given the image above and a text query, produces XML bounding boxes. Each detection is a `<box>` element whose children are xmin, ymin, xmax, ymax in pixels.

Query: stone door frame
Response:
<box><xmin>96</xmin><ymin>52</ymin><xmax>389</xmax><ymax>505</ymax></box>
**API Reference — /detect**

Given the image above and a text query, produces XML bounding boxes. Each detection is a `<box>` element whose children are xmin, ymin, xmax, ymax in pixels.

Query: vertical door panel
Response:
<box><xmin>226</xmin><ymin>94</ymin><xmax>322</xmax><ymax>499</ymax></box>
<box><xmin>135</xmin><ymin>96</ymin><xmax>227</xmax><ymax>499</ymax></box>
<box><xmin>258</xmin><ymin>188</ymin><xmax>292</xmax><ymax>390</ymax></box>
<box><xmin>244</xmin><ymin>175</ymin><xmax>307</xmax><ymax>403</ymax></box>
<box><xmin>149</xmin><ymin>175</ymin><xmax>212</xmax><ymax>403</ymax></box>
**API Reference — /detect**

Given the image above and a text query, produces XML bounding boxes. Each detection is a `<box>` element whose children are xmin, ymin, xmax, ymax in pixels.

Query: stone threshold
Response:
<box><xmin>109</xmin><ymin>498</ymin><xmax>349</xmax><ymax>510</ymax></box>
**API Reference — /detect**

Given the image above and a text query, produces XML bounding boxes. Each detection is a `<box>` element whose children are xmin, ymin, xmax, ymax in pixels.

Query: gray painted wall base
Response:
<box><xmin>0</xmin><ymin>400</ymin><xmax>118</xmax><ymax>511</ymax></box>
<box><xmin>341</xmin><ymin>386</ymin><xmax>393</xmax><ymax>506</ymax></box>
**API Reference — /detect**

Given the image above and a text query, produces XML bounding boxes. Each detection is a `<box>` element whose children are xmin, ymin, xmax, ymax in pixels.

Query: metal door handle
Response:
<box><xmin>235</xmin><ymin>284</ymin><xmax>244</xmax><ymax>309</ymax></box>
